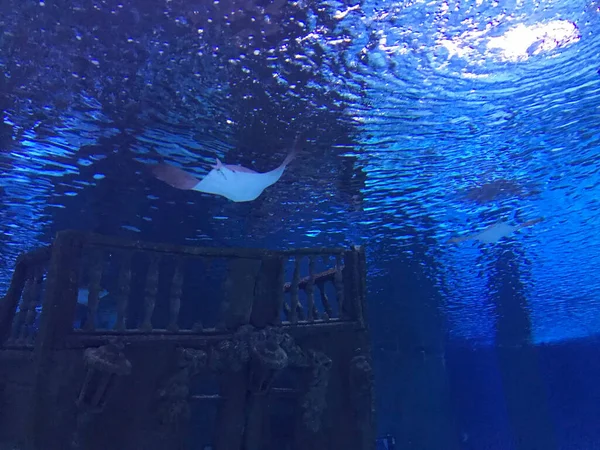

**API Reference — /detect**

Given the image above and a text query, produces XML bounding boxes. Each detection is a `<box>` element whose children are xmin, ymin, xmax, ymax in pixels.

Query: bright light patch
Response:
<box><xmin>434</xmin><ymin>19</ymin><xmax>580</xmax><ymax>74</ymax></box>
<box><xmin>487</xmin><ymin>20</ymin><xmax>580</xmax><ymax>62</ymax></box>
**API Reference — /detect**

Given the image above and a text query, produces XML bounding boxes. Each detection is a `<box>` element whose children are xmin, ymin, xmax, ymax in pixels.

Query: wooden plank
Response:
<box><xmin>214</xmin><ymin>257</ymin><xmax>261</xmax><ymax>450</ymax></box>
<box><xmin>355</xmin><ymin>245</ymin><xmax>368</xmax><ymax>328</ymax></box>
<box><xmin>114</xmin><ymin>251</ymin><xmax>132</xmax><ymax>331</ymax></box>
<box><xmin>289</xmin><ymin>257</ymin><xmax>301</xmax><ymax>324</ymax></box>
<box><xmin>251</xmin><ymin>256</ymin><xmax>285</xmax><ymax>328</ymax></box>
<box><xmin>220</xmin><ymin>258</ymin><xmax>262</xmax><ymax>330</ymax></box>
<box><xmin>243</xmin><ymin>393</ymin><xmax>269</xmax><ymax>450</ymax></box>
<box><xmin>167</xmin><ymin>258</ymin><xmax>184</xmax><ymax>332</ymax></box>
<box><xmin>141</xmin><ymin>255</ymin><xmax>160</xmax><ymax>331</ymax></box>
<box><xmin>0</xmin><ymin>246</ymin><xmax>51</xmax><ymax>345</ymax></box>
<box><xmin>342</xmin><ymin>249</ymin><xmax>359</xmax><ymax>322</ymax></box>
<box><xmin>214</xmin><ymin>370</ymin><xmax>248</xmax><ymax>450</ymax></box>
<box><xmin>34</xmin><ymin>230</ymin><xmax>83</xmax><ymax>351</ymax></box>
<box><xmin>282</xmin><ymin>266</ymin><xmax>339</xmax><ymax>293</ymax></box>
<box><xmin>60</xmin><ymin>321</ymin><xmax>361</xmax><ymax>352</ymax></box>
<box><xmin>29</xmin><ymin>230</ymin><xmax>84</xmax><ymax>450</ymax></box>
<box><xmin>306</xmin><ymin>256</ymin><xmax>316</xmax><ymax>322</ymax></box>
<box><xmin>18</xmin><ymin>265</ymin><xmax>44</xmax><ymax>344</ymax></box>
<box><xmin>83</xmin><ymin>249</ymin><xmax>104</xmax><ymax>331</ymax></box>
<box><xmin>70</xmin><ymin>230</ymin><xmax>347</xmax><ymax>258</ymax></box>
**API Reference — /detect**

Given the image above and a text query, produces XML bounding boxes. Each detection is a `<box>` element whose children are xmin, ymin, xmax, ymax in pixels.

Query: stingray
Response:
<box><xmin>448</xmin><ymin>217</ymin><xmax>544</xmax><ymax>244</ymax></box>
<box><xmin>151</xmin><ymin>144</ymin><xmax>297</xmax><ymax>202</ymax></box>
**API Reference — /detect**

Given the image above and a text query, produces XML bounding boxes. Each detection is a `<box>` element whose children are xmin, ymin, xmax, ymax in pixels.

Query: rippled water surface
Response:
<box><xmin>1</xmin><ymin>0</ymin><xmax>600</xmax><ymax>345</ymax></box>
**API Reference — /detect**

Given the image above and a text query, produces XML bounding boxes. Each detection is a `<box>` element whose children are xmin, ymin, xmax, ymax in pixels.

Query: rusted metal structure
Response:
<box><xmin>0</xmin><ymin>230</ymin><xmax>375</xmax><ymax>450</ymax></box>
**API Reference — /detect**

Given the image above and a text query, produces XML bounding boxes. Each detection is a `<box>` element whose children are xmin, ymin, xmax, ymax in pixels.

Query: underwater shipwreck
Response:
<box><xmin>0</xmin><ymin>230</ymin><xmax>375</xmax><ymax>450</ymax></box>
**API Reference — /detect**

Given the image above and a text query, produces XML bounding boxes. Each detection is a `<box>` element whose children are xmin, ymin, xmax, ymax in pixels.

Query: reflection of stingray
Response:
<box><xmin>448</xmin><ymin>217</ymin><xmax>544</xmax><ymax>244</ymax></box>
<box><xmin>460</xmin><ymin>179</ymin><xmax>541</xmax><ymax>204</ymax></box>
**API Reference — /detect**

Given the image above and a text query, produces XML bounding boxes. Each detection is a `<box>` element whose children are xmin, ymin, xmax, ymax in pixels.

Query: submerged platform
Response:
<box><xmin>0</xmin><ymin>230</ymin><xmax>375</xmax><ymax>450</ymax></box>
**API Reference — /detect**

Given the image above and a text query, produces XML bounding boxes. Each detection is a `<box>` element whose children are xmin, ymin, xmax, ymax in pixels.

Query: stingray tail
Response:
<box><xmin>280</xmin><ymin>135</ymin><xmax>301</xmax><ymax>168</ymax></box>
<box><xmin>152</xmin><ymin>163</ymin><xmax>200</xmax><ymax>190</ymax></box>
<box><xmin>517</xmin><ymin>216</ymin><xmax>545</xmax><ymax>230</ymax></box>
<box><xmin>447</xmin><ymin>235</ymin><xmax>471</xmax><ymax>244</ymax></box>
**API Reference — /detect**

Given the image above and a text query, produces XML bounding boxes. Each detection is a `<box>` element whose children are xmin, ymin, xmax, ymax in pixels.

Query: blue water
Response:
<box><xmin>2</xmin><ymin>0</ymin><xmax>600</xmax><ymax>448</ymax></box>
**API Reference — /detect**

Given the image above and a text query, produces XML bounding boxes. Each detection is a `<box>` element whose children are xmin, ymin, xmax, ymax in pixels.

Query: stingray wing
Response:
<box><xmin>152</xmin><ymin>163</ymin><xmax>201</xmax><ymax>190</ymax></box>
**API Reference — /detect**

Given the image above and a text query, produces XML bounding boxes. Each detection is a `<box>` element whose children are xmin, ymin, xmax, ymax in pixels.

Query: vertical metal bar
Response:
<box><xmin>141</xmin><ymin>255</ymin><xmax>160</xmax><ymax>331</ymax></box>
<box><xmin>168</xmin><ymin>258</ymin><xmax>184</xmax><ymax>332</ymax></box>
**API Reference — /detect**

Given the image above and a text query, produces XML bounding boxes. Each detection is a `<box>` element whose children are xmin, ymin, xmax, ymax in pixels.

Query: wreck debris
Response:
<box><xmin>72</xmin><ymin>338</ymin><xmax>132</xmax><ymax>449</ymax></box>
<box><xmin>0</xmin><ymin>231</ymin><xmax>373</xmax><ymax>450</ymax></box>
<box><xmin>77</xmin><ymin>338</ymin><xmax>132</xmax><ymax>412</ymax></box>
<box><xmin>157</xmin><ymin>348</ymin><xmax>208</xmax><ymax>429</ymax></box>
<box><xmin>350</xmin><ymin>354</ymin><xmax>377</xmax><ymax>448</ymax></box>
<box><xmin>248</xmin><ymin>333</ymin><xmax>289</xmax><ymax>394</ymax></box>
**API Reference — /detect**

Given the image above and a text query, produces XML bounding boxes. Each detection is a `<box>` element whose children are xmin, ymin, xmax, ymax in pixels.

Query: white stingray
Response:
<box><xmin>448</xmin><ymin>217</ymin><xmax>544</xmax><ymax>244</ymax></box>
<box><xmin>152</xmin><ymin>145</ymin><xmax>297</xmax><ymax>202</ymax></box>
